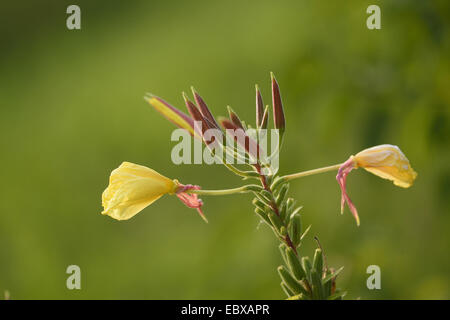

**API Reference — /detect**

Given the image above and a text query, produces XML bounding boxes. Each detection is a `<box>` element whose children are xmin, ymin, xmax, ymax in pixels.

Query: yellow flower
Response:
<box><xmin>337</xmin><ymin>144</ymin><xmax>417</xmax><ymax>226</ymax></box>
<box><xmin>101</xmin><ymin>162</ymin><xmax>207</xmax><ymax>222</ymax></box>
<box><xmin>353</xmin><ymin>144</ymin><xmax>417</xmax><ymax>188</ymax></box>
<box><xmin>101</xmin><ymin>162</ymin><xmax>177</xmax><ymax>221</ymax></box>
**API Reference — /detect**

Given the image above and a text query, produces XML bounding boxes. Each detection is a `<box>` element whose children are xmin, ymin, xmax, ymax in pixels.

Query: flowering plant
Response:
<box><xmin>101</xmin><ymin>73</ymin><xmax>417</xmax><ymax>299</ymax></box>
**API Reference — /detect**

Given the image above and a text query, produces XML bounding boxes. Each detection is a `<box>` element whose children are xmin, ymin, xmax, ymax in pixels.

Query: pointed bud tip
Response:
<box><xmin>270</xmin><ymin>72</ymin><xmax>276</xmax><ymax>81</ymax></box>
<box><xmin>217</xmin><ymin>116</ymin><xmax>229</xmax><ymax>124</ymax></box>
<box><xmin>144</xmin><ymin>93</ymin><xmax>156</xmax><ymax>102</ymax></box>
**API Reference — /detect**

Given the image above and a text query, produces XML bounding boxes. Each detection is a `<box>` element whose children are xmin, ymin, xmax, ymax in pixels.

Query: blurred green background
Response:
<box><xmin>0</xmin><ymin>0</ymin><xmax>449</xmax><ymax>299</ymax></box>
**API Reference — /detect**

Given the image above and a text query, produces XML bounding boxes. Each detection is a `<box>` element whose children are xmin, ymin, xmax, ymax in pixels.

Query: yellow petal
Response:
<box><xmin>101</xmin><ymin>162</ymin><xmax>177</xmax><ymax>220</ymax></box>
<box><xmin>354</xmin><ymin>144</ymin><xmax>417</xmax><ymax>188</ymax></box>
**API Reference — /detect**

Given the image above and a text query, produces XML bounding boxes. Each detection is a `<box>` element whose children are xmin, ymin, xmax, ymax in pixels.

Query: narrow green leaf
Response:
<box><xmin>312</xmin><ymin>249</ymin><xmax>323</xmax><ymax>276</ymax></box>
<box><xmin>311</xmin><ymin>269</ymin><xmax>325</xmax><ymax>300</ymax></box>
<box><xmin>327</xmin><ymin>290</ymin><xmax>347</xmax><ymax>300</ymax></box>
<box><xmin>323</xmin><ymin>270</ymin><xmax>333</xmax><ymax>296</ymax></box>
<box><xmin>322</xmin><ymin>266</ymin><xmax>344</xmax><ymax>285</ymax></box>
<box><xmin>265</xmin><ymin>175</ymin><xmax>273</xmax><ymax>186</ymax></box>
<box><xmin>276</xmin><ymin>184</ymin><xmax>289</xmax><ymax>207</ymax></box>
<box><xmin>300</xmin><ymin>225</ymin><xmax>312</xmax><ymax>241</ymax></box>
<box><xmin>252</xmin><ymin>198</ymin><xmax>267</xmax><ymax>211</ymax></box>
<box><xmin>285</xmin><ymin>247</ymin><xmax>306</xmax><ymax>281</ymax></box>
<box><xmin>279</xmin><ymin>203</ymin><xmax>288</xmax><ymax>223</ymax></box>
<box><xmin>302</xmin><ymin>257</ymin><xmax>312</xmax><ymax>282</ymax></box>
<box><xmin>270</xmin><ymin>176</ymin><xmax>287</xmax><ymax>192</ymax></box>
<box><xmin>277</xmin><ymin>266</ymin><xmax>307</xmax><ymax>296</ymax></box>
<box><xmin>286</xmin><ymin>198</ymin><xmax>296</xmax><ymax>211</ymax></box>
<box><xmin>281</xmin><ymin>282</ymin><xmax>294</xmax><ymax>298</ymax></box>
<box><xmin>288</xmin><ymin>212</ymin><xmax>302</xmax><ymax>247</ymax></box>
<box><xmin>253</xmin><ymin>192</ymin><xmax>272</xmax><ymax>206</ymax></box>
<box><xmin>261</xmin><ymin>190</ymin><xmax>274</xmax><ymax>202</ymax></box>
<box><xmin>244</xmin><ymin>184</ymin><xmax>264</xmax><ymax>192</ymax></box>
<box><xmin>279</xmin><ymin>243</ymin><xmax>288</xmax><ymax>266</ymax></box>
<box><xmin>255</xmin><ymin>208</ymin><xmax>271</xmax><ymax>226</ymax></box>
<box><xmin>290</xmin><ymin>206</ymin><xmax>303</xmax><ymax>216</ymax></box>
<box><xmin>268</xmin><ymin>212</ymin><xmax>283</xmax><ymax>232</ymax></box>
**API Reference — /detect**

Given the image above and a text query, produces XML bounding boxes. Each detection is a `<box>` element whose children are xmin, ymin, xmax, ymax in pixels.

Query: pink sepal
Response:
<box><xmin>176</xmin><ymin>184</ymin><xmax>208</xmax><ymax>223</ymax></box>
<box><xmin>336</xmin><ymin>157</ymin><xmax>360</xmax><ymax>226</ymax></box>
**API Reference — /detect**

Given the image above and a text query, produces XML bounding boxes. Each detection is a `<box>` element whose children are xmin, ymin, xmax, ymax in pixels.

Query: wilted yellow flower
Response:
<box><xmin>102</xmin><ymin>162</ymin><xmax>178</xmax><ymax>220</ymax></box>
<box><xmin>353</xmin><ymin>144</ymin><xmax>417</xmax><ymax>188</ymax></box>
<box><xmin>101</xmin><ymin>162</ymin><xmax>206</xmax><ymax>222</ymax></box>
<box><xmin>337</xmin><ymin>144</ymin><xmax>417</xmax><ymax>226</ymax></box>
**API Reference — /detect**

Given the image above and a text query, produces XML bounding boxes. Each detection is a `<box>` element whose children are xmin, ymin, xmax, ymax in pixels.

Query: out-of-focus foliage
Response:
<box><xmin>0</xmin><ymin>0</ymin><xmax>448</xmax><ymax>299</ymax></box>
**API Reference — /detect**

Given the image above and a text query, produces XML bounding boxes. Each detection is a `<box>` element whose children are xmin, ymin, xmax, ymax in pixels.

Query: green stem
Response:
<box><xmin>188</xmin><ymin>185</ymin><xmax>260</xmax><ymax>196</ymax></box>
<box><xmin>282</xmin><ymin>163</ymin><xmax>342</xmax><ymax>181</ymax></box>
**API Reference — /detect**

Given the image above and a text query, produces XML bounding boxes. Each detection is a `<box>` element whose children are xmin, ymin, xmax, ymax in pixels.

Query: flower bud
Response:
<box><xmin>191</xmin><ymin>87</ymin><xmax>219</xmax><ymax>129</ymax></box>
<box><xmin>227</xmin><ymin>106</ymin><xmax>244</xmax><ymax>129</ymax></box>
<box><xmin>271</xmin><ymin>72</ymin><xmax>285</xmax><ymax>134</ymax></box>
<box><xmin>145</xmin><ymin>94</ymin><xmax>195</xmax><ymax>136</ymax></box>
<box><xmin>260</xmin><ymin>105</ymin><xmax>269</xmax><ymax>130</ymax></box>
<box><xmin>255</xmin><ymin>84</ymin><xmax>264</xmax><ymax>128</ymax></box>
